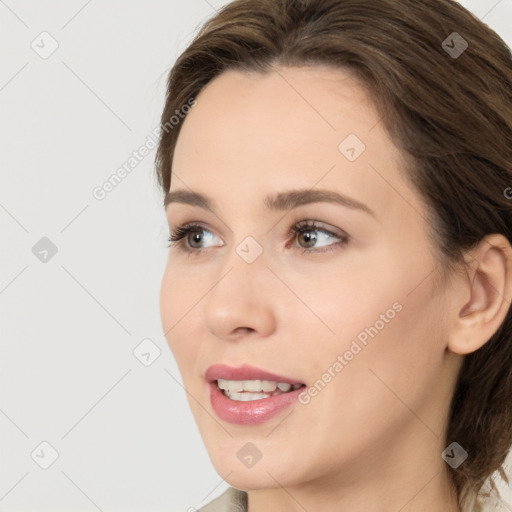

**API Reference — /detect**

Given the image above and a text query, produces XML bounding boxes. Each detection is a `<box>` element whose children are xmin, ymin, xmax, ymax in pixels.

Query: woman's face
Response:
<box><xmin>160</xmin><ymin>66</ymin><xmax>461</xmax><ymax>491</ymax></box>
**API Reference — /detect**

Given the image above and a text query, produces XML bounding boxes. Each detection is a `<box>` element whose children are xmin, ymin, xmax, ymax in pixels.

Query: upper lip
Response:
<box><xmin>205</xmin><ymin>364</ymin><xmax>305</xmax><ymax>385</ymax></box>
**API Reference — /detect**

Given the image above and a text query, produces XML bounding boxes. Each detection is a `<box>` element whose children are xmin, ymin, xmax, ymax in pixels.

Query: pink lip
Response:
<box><xmin>205</xmin><ymin>364</ymin><xmax>304</xmax><ymax>385</ymax></box>
<box><xmin>206</xmin><ymin>364</ymin><xmax>305</xmax><ymax>425</ymax></box>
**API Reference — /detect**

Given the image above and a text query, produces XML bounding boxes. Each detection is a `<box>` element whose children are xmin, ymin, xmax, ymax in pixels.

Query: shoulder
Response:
<box><xmin>197</xmin><ymin>487</ymin><xmax>248</xmax><ymax>512</ymax></box>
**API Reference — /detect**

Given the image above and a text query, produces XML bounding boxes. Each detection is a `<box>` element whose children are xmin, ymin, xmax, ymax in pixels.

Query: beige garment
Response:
<box><xmin>198</xmin><ymin>488</ymin><xmax>247</xmax><ymax>512</ymax></box>
<box><xmin>474</xmin><ymin>494</ymin><xmax>511</xmax><ymax>512</ymax></box>
<box><xmin>198</xmin><ymin>487</ymin><xmax>510</xmax><ymax>511</ymax></box>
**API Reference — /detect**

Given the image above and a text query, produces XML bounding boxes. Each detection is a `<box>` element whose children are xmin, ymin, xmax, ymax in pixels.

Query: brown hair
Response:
<box><xmin>155</xmin><ymin>0</ymin><xmax>512</xmax><ymax>507</ymax></box>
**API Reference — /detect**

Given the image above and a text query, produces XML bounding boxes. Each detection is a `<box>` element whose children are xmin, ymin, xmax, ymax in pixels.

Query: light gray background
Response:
<box><xmin>1</xmin><ymin>1</ymin><xmax>511</xmax><ymax>511</ymax></box>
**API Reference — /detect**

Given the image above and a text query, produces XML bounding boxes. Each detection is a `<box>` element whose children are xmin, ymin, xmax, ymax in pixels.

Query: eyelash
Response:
<box><xmin>167</xmin><ymin>220</ymin><xmax>349</xmax><ymax>254</ymax></box>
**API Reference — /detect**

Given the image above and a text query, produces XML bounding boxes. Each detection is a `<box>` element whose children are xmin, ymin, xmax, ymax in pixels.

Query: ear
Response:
<box><xmin>447</xmin><ymin>233</ymin><xmax>512</xmax><ymax>355</ymax></box>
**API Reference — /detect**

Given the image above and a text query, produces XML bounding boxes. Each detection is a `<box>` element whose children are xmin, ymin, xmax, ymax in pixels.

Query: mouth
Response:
<box><xmin>205</xmin><ymin>364</ymin><xmax>306</xmax><ymax>425</ymax></box>
<box><xmin>216</xmin><ymin>379</ymin><xmax>304</xmax><ymax>401</ymax></box>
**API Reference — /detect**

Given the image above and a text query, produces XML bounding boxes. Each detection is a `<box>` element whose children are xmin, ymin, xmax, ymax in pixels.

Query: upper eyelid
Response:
<box><xmin>292</xmin><ymin>220</ymin><xmax>345</xmax><ymax>236</ymax></box>
<box><xmin>169</xmin><ymin>221</ymin><xmax>341</xmax><ymax>236</ymax></box>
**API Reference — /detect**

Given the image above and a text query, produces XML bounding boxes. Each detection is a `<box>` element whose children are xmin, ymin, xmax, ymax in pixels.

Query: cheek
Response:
<box><xmin>293</xmin><ymin>239</ymin><xmax>436</xmax><ymax>343</ymax></box>
<box><xmin>335</xmin><ymin>286</ymin><xmax>443</xmax><ymax>419</ymax></box>
<box><xmin>277</xmin><ymin>251</ymin><xmax>402</xmax><ymax>355</ymax></box>
<box><xmin>287</xmin><ymin>291</ymin><xmax>444</xmax><ymax>475</ymax></box>
<box><xmin>287</xmin><ymin>245</ymin><xmax>444</xmax><ymax>404</ymax></box>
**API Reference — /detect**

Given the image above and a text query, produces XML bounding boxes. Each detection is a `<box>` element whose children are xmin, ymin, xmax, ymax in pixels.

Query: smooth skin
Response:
<box><xmin>160</xmin><ymin>65</ymin><xmax>512</xmax><ymax>512</ymax></box>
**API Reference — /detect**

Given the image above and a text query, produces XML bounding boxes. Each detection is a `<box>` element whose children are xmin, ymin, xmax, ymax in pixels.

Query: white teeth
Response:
<box><xmin>226</xmin><ymin>391</ymin><xmax>270</xmax><ymax>402</ymax></box>
<box><xmin>217</xmin><ymin>379</ymin><xmax>243</xmax><ymax>392</ymax></box>
<box><xmin>261</xmin><ymin>380</ymin><xmax>277</xmax><ymax>392</ymax></box>
<box><xmin>216</xmin><ymin>379</ymin><xmax>303</xmax><ymax>400</ymax></box>
<box><xmin>243</xmin><ymin>380</ymin><xmax>262</xmax><ymax>392</ymax></box>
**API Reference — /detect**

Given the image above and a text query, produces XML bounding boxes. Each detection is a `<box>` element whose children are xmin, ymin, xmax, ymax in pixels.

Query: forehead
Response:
<box><xmin>170</xmin><ymin>65</ymin><xmax>416</xmax><ymax>222</ymax></box>
<box><xmin>175</xmin><ymin>65</ymin><xmax>379</xmax><ymax>156</ymax></box>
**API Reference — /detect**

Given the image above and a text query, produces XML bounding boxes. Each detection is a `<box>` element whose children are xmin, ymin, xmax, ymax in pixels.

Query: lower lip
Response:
<box><xmin>209</xmin><ymin>382</ymin><xmax>303</xmax><ymax>425</ymax></box>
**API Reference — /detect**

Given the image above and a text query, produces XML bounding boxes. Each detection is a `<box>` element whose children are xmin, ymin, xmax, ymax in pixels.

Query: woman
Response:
<box><xmin>156</xmin><ymin>0</ymin><xmax>512</xmax><ymax>510</ymax></box>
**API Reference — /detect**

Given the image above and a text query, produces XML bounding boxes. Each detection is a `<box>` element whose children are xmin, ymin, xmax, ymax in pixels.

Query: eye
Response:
<box><xmin>289</xmin><ymin>220</ymin><xmax>348</xmax><ymax>253</ymax></box>
<box><xmin>167</xmin><ymin>223</ymin><xmax>223</xmax><ymax>251</ymax></box>
<box><xmin>167</xmin><ymin>220</ymin><xmax>348</xmax><ymax>254</ymax></box>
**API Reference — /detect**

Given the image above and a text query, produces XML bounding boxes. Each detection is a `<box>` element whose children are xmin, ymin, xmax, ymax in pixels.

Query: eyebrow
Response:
<box><xmin>164</xmin><ymin>188</ymin><xmax>375</xmax><ymax>216</ymax></box>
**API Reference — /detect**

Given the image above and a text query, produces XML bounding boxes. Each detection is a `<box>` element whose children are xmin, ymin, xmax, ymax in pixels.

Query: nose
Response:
<box><xmin>201</xmin><ymin>248</ymin><xmax>277</xmax><ymax>342</ymax></box>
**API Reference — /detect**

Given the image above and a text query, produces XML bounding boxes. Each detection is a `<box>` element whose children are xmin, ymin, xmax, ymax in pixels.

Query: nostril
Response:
<box><xmin>232</xmin><ymin>327</ymin><xmax>256</xmax><ymax>335</ymax></box>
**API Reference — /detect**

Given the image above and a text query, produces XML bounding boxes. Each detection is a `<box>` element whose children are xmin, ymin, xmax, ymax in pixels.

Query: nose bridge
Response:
<box><xmin>215</xmin><ymin>233</ymin><xmax>268</xmax><ymax>302</ymax></box>
<box><xmin>201</xmin><ymin>233</ymin><xmax>276</xmax><ymax>339</ymax></box>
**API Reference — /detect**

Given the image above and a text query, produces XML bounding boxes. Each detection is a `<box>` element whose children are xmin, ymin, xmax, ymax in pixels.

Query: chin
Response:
<box><xmin>221</xmin><ymin>467</ymin><xmax>295</xmax><ymax>491</ymax></box>
<box><xmin>207</xmin><ymin>448</ymin><xmax>306</xmax><ymax>491</ymax></box>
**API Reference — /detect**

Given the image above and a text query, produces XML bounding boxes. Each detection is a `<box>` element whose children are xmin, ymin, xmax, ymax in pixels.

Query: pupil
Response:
<box><xmin>300</xmin><ymin>231</ymin><xmax>316</xmax><ymax>248</ymax></box>
<box><xmin>189</xmin><ymin>231</ymin><xmax>203</xmax><ymax>247</ymax></box>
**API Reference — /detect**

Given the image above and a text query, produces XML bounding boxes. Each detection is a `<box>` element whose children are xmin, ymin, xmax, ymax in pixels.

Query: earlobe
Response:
<box><xmin>447</xmin><ymin>234</ymin><xmax>512</xmax><ymax>355</ymax></box>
